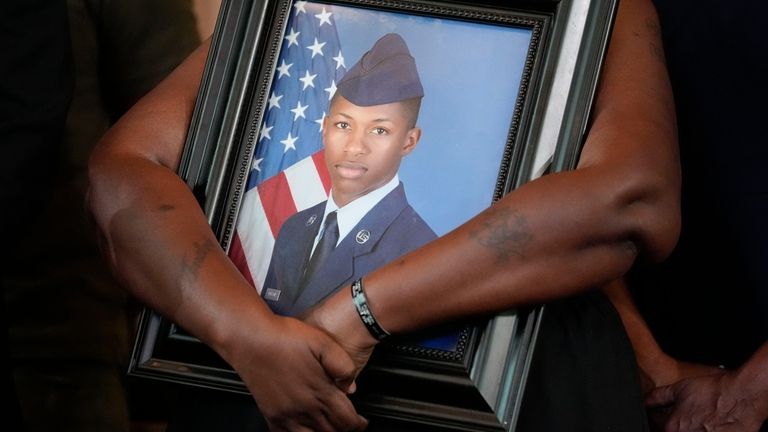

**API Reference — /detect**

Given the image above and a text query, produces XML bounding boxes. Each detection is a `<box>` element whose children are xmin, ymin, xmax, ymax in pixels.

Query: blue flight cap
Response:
<box><xmin>337</xmin><ymin>33</ymin><xmax>424</xmax><ymax>106</ymax></box>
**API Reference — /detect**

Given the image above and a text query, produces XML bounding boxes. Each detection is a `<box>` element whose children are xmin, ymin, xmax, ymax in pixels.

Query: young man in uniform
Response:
<box><xmin>263</xmin><ymin>33</ymin><xmax>437</xmax><ymax>317</ymax></box>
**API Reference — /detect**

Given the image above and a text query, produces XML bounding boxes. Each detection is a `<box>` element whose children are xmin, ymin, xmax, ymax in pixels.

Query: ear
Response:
<box><xmin>401</xmin><ymin>127</ymin><xmax>422</xmax><ymax>156</ymax></box>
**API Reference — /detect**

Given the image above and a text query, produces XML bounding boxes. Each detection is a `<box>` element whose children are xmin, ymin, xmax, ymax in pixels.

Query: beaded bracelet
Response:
<box><xmin>351</xmin><ymin>278</ymin><xmax>390</xmax><ymax>340</ymax></box>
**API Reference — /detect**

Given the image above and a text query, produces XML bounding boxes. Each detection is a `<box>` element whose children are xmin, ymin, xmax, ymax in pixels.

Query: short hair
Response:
<box><xmin>398</xmin><ymin>96</ymin><xmax>422</xmax><ymax>129</ymax></box>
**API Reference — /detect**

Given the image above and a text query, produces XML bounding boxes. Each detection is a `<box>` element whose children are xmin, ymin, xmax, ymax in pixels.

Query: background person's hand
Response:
<box><xmin>639</xmin><ymin>356</ymin><xmax>723</xmax><ymax>395</ymax></box>
<box><xmin>646</xmin><ymin>371</ymin><xmax>768</xmax><ymax>432</ymax></box>
<box><xmin>224</xmin><ymin>314</ymin><xmax>368</xmax><ymax>432</ymax></box>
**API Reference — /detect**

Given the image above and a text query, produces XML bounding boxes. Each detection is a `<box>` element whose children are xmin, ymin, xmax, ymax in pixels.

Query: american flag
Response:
<box><xmin>229</xmin><ymin>1</ymin><xmax>347</xmax><ymax>292</ymax></box>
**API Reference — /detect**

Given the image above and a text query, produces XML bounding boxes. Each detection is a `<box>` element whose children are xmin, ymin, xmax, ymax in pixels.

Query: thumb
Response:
<box><xmin>646</xmin><ymin>384</ymin><xmax>676</xmax><ymax>408</ymax></box>
<box><xmin>316</xmin><ymin>336</ymin><xmax>357</xmax><ymax>393</ymax></box>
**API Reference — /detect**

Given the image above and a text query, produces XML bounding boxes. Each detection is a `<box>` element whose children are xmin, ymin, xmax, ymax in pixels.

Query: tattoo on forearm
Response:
<box><xmin>644</xmin><ymin>18</ymin><xmax>665</xmax><ymax>63</ymax></box>
<box><xmin>471</xmin><ymin>207</ymin><xmax>533</xmax><ymax>263</ymax></box>
<box><xmin>181</xmin><ymin>238</ymin><xmax>216</xmax><ymax>282</ymax></box>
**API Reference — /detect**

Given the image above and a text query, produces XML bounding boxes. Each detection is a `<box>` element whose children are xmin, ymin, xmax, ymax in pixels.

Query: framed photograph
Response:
<box><xmin>129</xmin><ymin>0</ymin><xmax>618</xmax><ymax>430</ymax></box>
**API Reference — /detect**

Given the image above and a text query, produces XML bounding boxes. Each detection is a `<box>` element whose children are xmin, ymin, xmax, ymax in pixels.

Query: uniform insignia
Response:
<box><xmin>306</xmin><ymin>214</ymin><xmax>318</xmax><ymax>226</ymax></box>
<box><xmin>356</xmin><ymin>229</ymin><xmax>371</xmax><ymax>244</ymax></box>
<box><xmin>264</xmin><ymin>288</ymin><xmax>281</xmax><ymax>301</ymax></box>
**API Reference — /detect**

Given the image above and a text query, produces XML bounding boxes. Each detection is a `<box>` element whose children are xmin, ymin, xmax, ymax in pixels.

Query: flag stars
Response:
<box><xmin>281</xmin><ymin>132</ymin><xmax>298</xmax><ymax>153</ymax></box>
<box><xmin>324</xmin><ymin>80</ymin><xmax>337</xmax><ymax>100</ymax></box>
<box><xmin>259</xmin><ymin>124</ymin><xmax>273</xmax><ymax>141</ymax></box>
<box><xmin>277</xmin><ymin>60</ymin><xmax>292</xmax><ymax>78</ymax></box>
<box><xmin>252</xmin><ymin>157</ymin><xmax>264</xmax><ymax>172</ymax></box>
<box><xmin>299</xmin><ymin>70</ymin><xmax>317</xmax><ymax>90</ymax></box>
<box><xmin>268</xmin><ymin>92</ymin><xmax>283</xmax><ymax>110</ymax></box>
<box><xmin>315</xmin><ymin>8</ymin><xmax>332</xmax><ymax>26</ymax></box>
<box><xmin>284</xmin><ymin>28</ymin><xmax>300</xmax><ymax>47</ymax></box>
<box><xmin>307</xmin><ymin>38</ymin><xmax>326</xmax><ymax>58</ymax></box>
<box><xmin>333</xmin><ymin>51</ymin><xmax>345</xmax><ymax>70</ymax></box>
<box><xmin>290</xmin><ymin>101</ymin><xmax>309</xmax><ymax>120</ymax></box>
<box><xmin>315</xmin><ymin>112</ymin><xmax>326</xmax><ymax>131</ymax></box>
<box><xmin>293</xmin><ymin>1</ymin><xmax>307</xmax><ymax>15</ymax></box>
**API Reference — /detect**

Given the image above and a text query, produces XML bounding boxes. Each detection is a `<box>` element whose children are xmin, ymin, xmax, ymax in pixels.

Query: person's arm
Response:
<box><xmin>646</xmin><ymin>342</ymin><xmax>768</xmax><ymax>432</ymax></box>
<box><xmin>88</xmin><ymin>39</ymin><xmax>366</xmax><ymax>432</ymax></box>
<box><xmin>307</xmin><ymin>0</ymin><xmax>680</xmax><ymax>369</ymax></box>
<box><xmin>603</xmin><ymin>279</ymin><xmax>722</xmax><ymax>393</ymax></box>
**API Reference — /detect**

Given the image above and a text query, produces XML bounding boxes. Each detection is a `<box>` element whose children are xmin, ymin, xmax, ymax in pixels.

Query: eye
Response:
<box><xmin>334</xmin><ymin>121</ymin><xmax>350</xmax><ymax>130</ymax></box>
<box><xmin>370</xmin><ymin>127</ymin><xmax>388</xmax><ymax>135</ymax></box>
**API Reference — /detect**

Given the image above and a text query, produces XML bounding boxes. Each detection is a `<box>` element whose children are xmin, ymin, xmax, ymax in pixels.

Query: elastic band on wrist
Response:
<box><xmin>351</xmin><ymin>278</ymin><xmax>390</xmax><ymax>340</ymax></box>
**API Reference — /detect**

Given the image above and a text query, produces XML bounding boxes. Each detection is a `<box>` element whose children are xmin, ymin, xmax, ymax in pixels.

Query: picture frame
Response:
<box><xmin>128</xmin><ymin>0</ymin><xmax>618</xmax><ymax>430</ymax></box>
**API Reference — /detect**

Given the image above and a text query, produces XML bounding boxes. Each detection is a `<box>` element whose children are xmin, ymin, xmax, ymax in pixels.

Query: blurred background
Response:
<box><xmin>2</xmin><ymin>1</ymin><xmax>220</xmax><ymax>431</ymax></box>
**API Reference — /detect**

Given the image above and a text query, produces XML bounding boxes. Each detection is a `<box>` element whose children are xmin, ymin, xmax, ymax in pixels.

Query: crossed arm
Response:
<box><xmin>306</xmin><ymin>0</ymin><xmax>681</xmax><ymax>370</ymax></box>
<box><xmin>87</xmin><ymin>39</ymin><xmax>367</xmax><ymax>432</ymax></box>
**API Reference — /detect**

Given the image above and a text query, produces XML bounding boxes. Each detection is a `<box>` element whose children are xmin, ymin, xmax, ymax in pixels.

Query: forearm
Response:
<box><xmin>91</xmin><ymin>160</ymin><xmax>271</xmax><ymax>350</ymax></box>
<box><xmin>604</xmin><ymin>278</ymin><xmax>680</xmax><ymax>388</ymax></box>
<box><xmin>356</xmin><ymin>160</ymin><xmax>670</xmax><ymax>332</ymax></box>
<box><xmin>314</xmin><ymin>0</ymin><xmax>679</xmax><ymax>339</ymax></box>
<box><xmin>87</xmin><ymin>39</ymin><xmax>274</xmax><ymax>356</ymax></box>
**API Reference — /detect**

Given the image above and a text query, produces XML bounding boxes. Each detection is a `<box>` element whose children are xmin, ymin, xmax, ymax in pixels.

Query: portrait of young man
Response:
<box><xmin>260</xmin><ymin>33</ymin><xmax>438</xmax><ymax>316</ymax></box>
<box><xmin>228</xmin><ymin>4</ymin><xmax>532</xmax><ymax>321</ymax></box>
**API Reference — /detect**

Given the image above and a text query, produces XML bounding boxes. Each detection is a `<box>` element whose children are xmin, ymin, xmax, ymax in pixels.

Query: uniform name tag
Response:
<box><xmin>264</xmin><ymin>288</ymin><xmax>281</xmax><ymax>301</ymax></box>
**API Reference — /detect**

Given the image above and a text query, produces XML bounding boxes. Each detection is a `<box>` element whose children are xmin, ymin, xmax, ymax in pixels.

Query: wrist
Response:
<box><xmin>315</xmin><ymin>282</ymin><xmax>379</xmax><ymax>349</ymax></box>
<box><xmin>732</xmin><ymin>362</ymin><xmax>768</xmax><ymax>421</ymax></box>
<box><xmin>207</xmin><ymin>293</ymin><xmax>280</xmax><ymax>365</ymax></box>
<box><xmin>351</xmin><ymin>279</ymin><xmax>391</xmax><ymax>341</ymax></box>
<box><xmin>636</xmin><ymin>349</ymin><xmax>679</xmax><ymax>387</ymax></box>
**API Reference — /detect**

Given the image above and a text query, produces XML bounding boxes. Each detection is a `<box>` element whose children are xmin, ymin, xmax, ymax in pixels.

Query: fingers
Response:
<box><xmin>267</xmin><ymin>411</ymin><xmax>334</xmax><ymax>432</ymax></box>
<box><xmin>317</xmin><ymin>336</ymin><xmax>358</xmax><ymax>392</ymax></box>
<box><xmin>258</xmin><ymin>376</ymin><xmax>366</xmax><ymax>432</ymax></box>
<box><xmin>647</xmin><ymin>384</ymin><xmax>676</xmax><ymax>408</ymax></box>
<box><xmin>268</xmin><ymin>405</ymin><xmax>368</xmax><ymax>432</ymax></box>
<box><xmin>322</xmin><ymin>388</ymin><xmax>369</xmax><ymax>431</ymax></box>
<box><xmin>312</xmin><ymin>335</ymin><xmax>368</xmax><ymax>430</ymax></box>
<box><xmin>243</xmin><ymin>317</ymin><xmax>368</xmax><ymax>431</ymax></box>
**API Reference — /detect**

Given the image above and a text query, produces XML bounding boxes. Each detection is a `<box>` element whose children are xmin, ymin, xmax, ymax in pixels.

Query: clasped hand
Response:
<box><xmin>227</xmin><ymin>315</ymin><xmax>369</xmax><ymax>432</ymax></box>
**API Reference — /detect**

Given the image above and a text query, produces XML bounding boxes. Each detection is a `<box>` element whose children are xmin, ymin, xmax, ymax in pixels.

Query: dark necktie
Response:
<box><xmin>299</xmin><ymin>211</ymin><xmax>339</xmax><ymax>293</ymax></box>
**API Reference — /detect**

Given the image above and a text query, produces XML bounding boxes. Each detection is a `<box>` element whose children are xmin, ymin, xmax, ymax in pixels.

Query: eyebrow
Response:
<box><xmin>335</xmin><ymin>112</ymin><xmax>395</xmax><ymax>124</ymax></box>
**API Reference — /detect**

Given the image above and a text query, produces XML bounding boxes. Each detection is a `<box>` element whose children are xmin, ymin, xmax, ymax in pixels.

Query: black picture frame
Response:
<box><xmin>129</xmin><ymin>0</ymin><xmax>618</xmax><ymax>430</ymax></box>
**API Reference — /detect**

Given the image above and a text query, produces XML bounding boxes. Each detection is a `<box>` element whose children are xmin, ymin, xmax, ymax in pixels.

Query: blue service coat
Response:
<box><xmin>262</xmin><ymin>183</ymin><xmax>436</xmax><ymax>316</ymax></box>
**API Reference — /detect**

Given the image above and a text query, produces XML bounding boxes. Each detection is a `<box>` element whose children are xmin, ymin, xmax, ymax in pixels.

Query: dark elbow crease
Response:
<box><xmin>618</xmin><ymin>187</ymin><xmax>680</xmax><ymax>264</ymax></box>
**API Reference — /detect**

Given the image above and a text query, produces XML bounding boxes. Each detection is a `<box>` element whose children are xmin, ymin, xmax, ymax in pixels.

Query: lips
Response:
<box><xmin>335</xmin><ymin>161</ymin><xmax>367</xmax><ymax>179</ymax></box>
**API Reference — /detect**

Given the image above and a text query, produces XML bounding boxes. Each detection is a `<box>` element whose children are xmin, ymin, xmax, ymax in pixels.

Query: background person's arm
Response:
<box><xmin>603</xmin><ymin>279</ymin><xmax>722</xmax><ymax>393</ymax></box>
<box><xmin>88</xmin><ymin>39</ymin><xmax>366</xmax><ymax>432</ymax></box>
<box><xmin>308</xmin><ymin>0</ymin><xmax>681</xmax><ymax>370</ymax></box>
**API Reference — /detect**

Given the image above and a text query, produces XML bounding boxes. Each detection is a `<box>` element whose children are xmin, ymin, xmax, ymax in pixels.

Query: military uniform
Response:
<box><xmin>264</xmin><ymin>182</ymin><xmax>436</xmax><ymax>316</ymax></box>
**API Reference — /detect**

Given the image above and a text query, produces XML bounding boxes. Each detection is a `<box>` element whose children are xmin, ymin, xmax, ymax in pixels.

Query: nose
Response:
<box><xmin>343</xmin><ymin>130</ymin><xmax>369</xmax><ymax>155</ymax></box>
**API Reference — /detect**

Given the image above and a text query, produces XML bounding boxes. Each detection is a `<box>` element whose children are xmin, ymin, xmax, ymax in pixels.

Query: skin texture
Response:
<box><xmin>88</xmin><ymin>40</ymin><xmax>366</xmax><ymax>432</ymax></box>
<box><xmin>323</xmin><ymin>95</ymin><xmax>421</xmax><ymax>207</ymax></box>
<box><xmin>304</xmin><ymin>0</ymin><xmax>682</xmax><ymax>380</ymax></box>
